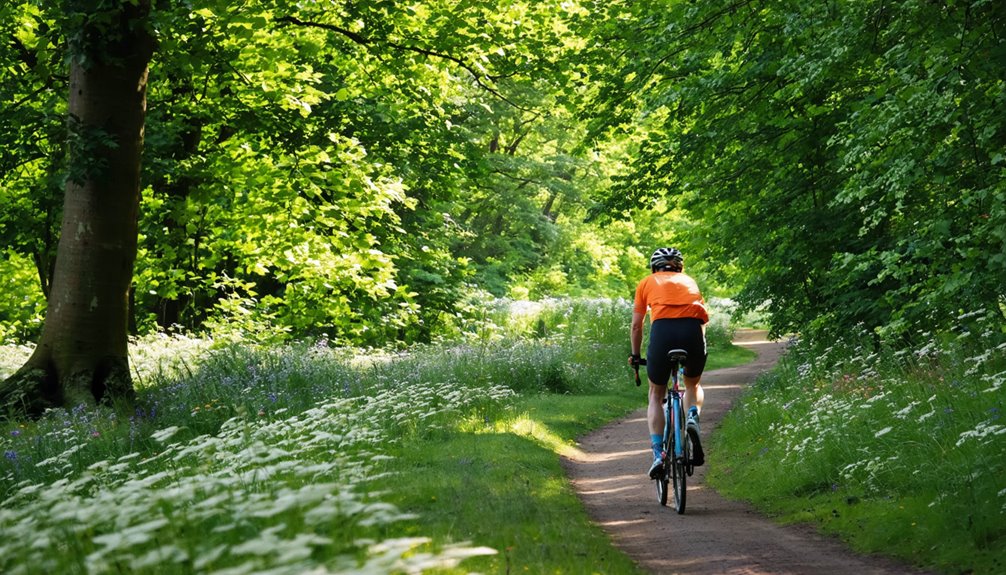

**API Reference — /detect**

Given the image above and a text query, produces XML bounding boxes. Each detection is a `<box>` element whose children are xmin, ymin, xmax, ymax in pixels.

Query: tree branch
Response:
<box><xmin>636</xmin><ymin>0</ymin><xmax>761</xmax><ymax>93</ymax></box>
<box><xmin>276</xmin><ymin>15</ymin><xmax>532</xmax><ymax>112</ymax></box>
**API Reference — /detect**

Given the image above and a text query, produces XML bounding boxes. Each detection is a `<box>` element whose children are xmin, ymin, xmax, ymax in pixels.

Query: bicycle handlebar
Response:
<box><xmin>631</xmin><ymin>356</ymin><xmax>647</xmax><ymax>386</ymax></box>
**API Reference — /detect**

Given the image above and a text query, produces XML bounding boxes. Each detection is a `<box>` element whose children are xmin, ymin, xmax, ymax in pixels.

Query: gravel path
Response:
<box><xmin>562</xmin><ymin>330</ymin><xmax>932</xmax><ymax>575</ymax></box>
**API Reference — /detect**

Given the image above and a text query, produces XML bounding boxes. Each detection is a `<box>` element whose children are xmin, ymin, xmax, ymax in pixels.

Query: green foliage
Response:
<box><xmin>0</xmin><ymin>253</ymin><xmax>45</xmax><ymax>343</ymax></box>
<box><xmin>709</xmin><ymin>316</ymin><xmax>1006</xmax><ymax>573</ymax></box>
<box><xmin>0</xmin><ymin>0</ymin><xmax>626</xmax><ymax>349</ymax></box>
<box><xmin>5</xmin><ymin>0</ymin><xmax>1002</xmax><ymax>354</ymax></box>
<box><xmin>0</xmin><ymin>5</ymin><xmax>65</xmax><ymax>299</ymax></box>
<box><xmin>583</xmin><ymin>0</ymin><xmax>1006</xmax><ymax>342</ymax></box>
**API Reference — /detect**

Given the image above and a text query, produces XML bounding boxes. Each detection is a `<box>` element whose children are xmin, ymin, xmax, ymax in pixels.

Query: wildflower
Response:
<box><xmin>150</xmin><ymin>426</ymin><xmax>183</xmax><ymax>443</ymax></box>
<box><xmin>955</xmin><ymin>423</ymin><xmax>1006</xmax><ymax>447</ymax></box>
<box><xmin>10</xmin><ymin>429</ymin><xmax>20</xmax><ymax>437</ymax></box>
<box><xmin>874</xmin><ymin>426</ymin><xmax>893</xmax><ymax>438</ymax></box>
<box><xmin>4</xmin><ymin>450</ymin><xmax>16</xmax><ymax>461</ymax></box>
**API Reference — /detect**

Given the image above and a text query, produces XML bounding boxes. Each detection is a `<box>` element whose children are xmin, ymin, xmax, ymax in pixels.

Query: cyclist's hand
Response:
<box><xmin>629</xmin><ymin>354</ymin><xmax>643</xmax><ymax>367</ymax></box>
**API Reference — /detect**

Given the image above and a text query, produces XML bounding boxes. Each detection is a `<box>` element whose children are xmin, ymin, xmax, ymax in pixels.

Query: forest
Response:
<box><xmin>3</xmin><ymin>0</ymin><xmax>1004</xmax><ymax>353</ymax></box>
<box><xmin>1</xmin><ymin>1</ymin><xmax>1004</xmax><ymax>573</ymax></box>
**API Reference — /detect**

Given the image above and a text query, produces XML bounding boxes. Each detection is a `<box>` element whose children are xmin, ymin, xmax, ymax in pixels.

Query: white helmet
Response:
<box><xmin>649</xmin><ymin>247</ymin><xmax>683</xmax><ymax>272</ymax></box>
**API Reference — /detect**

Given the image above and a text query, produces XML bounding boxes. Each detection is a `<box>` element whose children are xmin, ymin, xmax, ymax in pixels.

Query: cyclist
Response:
<box><xmin>628</xmin><ymin>247</ymin><xmax>709</xmax><ymax>479</ymax></box>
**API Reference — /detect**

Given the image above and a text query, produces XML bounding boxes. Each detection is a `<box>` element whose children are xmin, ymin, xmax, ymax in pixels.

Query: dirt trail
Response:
<box><xmin>562</xmin><ymin>330</ymin><xmax>931</xmax><ymax>575</ymax></box>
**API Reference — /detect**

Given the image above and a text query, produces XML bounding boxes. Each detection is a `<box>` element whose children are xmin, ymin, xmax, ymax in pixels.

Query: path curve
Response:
<box><xmin>562</xmin><ymin>330</ymin><xmax>931</xmax><ymax>575</ymax></box>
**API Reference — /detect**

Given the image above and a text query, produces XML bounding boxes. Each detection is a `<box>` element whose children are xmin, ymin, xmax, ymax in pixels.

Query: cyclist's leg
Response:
<box><xmin>681</xmin><ymin>319</ymin><xmax>708</xmax><ymax>416</ymax></box>
<box><xmin>645</xmin><ymin>321</ymin><xmax>673</xmax><ymax>476</ymax></box>
<box><xmin>683</xmin><ymin>374</ymin><xmax>704</xmax><ymax>416</ymax></box>
<box><xmin>647</xmin><ymin>381</ymin><xmax>667</xmax><ymax>439</ymax></box>
<box><xmin>646</xmin><ymin>380</ymin><xmax>668</xmax><ymax>477</ymax></box>
<box><xmin>680</xmin><ymin>320</ymin><xmax>708</xmax><ymax>466</ymax></box>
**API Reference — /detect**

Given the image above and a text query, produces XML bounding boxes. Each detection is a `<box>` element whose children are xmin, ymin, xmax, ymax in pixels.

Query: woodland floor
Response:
<box><xmin>562</xmin><ymin>330</ymin><xmax>935</xmax><ymax>575</ymax></box>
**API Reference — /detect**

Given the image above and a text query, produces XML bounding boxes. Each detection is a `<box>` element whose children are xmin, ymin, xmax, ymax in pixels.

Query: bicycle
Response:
<box><xmin>633</xmin><ymin>349</ymin><xmax>695</xmax><ymax>514</ymax></box>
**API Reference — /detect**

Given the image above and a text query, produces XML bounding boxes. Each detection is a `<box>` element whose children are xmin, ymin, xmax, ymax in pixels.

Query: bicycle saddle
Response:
<box><xmin>666</xmin><ymin>348</ymin><xmax>688</xmax><ymax>363</ymax></box>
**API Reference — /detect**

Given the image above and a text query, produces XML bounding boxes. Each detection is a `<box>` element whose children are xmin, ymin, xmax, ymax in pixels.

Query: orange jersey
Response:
<box><xmin>633</xmin><ymin>272</ymin><xmax>709</xmax><ymax>323</ymax></box>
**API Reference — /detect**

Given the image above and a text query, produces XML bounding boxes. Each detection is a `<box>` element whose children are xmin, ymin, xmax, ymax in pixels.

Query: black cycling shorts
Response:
<box><xmin>646</xmin><ymin>318</ymin><xmax>708</xmax><ymax>386</ymax></box>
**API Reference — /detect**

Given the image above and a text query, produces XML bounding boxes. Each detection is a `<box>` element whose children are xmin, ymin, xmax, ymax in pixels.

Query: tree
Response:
<box><xmin>1</xmin><ymin>0</ymin><xmax>155</xmax><ymax>415</ymax></box>
<box><xmin>581</xmin><ymin>0</ymin><xmax>1006</xmax><ymax>340</ymax></box>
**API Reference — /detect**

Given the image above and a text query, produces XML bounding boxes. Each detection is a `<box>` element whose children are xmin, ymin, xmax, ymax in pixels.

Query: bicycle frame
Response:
<box><xmin>665</xmin><ymin>370</ymin><xmax>685</xmax><ymax>460</ymax></box>
<box><xmin>633</xmin><ymin>349</ymin><xmax>690</xmax><ymax>513</ymax></box>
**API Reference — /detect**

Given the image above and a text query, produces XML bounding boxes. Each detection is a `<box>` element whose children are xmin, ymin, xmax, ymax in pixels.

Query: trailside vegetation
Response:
<box><xmin>710</xmin><ymin>314</ymin><xmax>1006</xmax><ymax>574</ymax></box>
<box><xmin>0</xmin><ymin>298</ymin><xmax>747</xmax><ymax>574</ymax></box>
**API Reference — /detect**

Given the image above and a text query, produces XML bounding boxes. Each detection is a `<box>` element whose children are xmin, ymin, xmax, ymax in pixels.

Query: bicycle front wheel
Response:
<box><xmin>672</xmin><ymin>408</ymin><xmax>687</xmax><ymax>514</ymax></box>
<box><xmin>656</xmin><ymin>465</ymin><xmax>669</xmax><ymax>506</ymax></box>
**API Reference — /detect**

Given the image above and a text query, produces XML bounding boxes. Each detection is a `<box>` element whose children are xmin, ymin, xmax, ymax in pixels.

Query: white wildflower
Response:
<box><xmin>150</xmin><ymin>426</ymin><xmax>184</xmax><ymax>444</ymax></box>
<box><xmin>955</xmin><ymin>423</ymin><xmax>1006</xmax><ymax>447</ymax></box>
<box><xmin>893</xmin><ymin>401</ymin><xmax>919</xmax><ymax>419</ymax></box>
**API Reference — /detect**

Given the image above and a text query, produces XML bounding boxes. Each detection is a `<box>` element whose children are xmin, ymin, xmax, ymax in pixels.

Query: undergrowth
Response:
<box><xmin>0</xmin><ymin>296</ymin><xmax>747</xmax><ymax>574</ymax></box>
<box><xmin>710</xmin><ymin>313</ymin><xmax>1006</xmax><ymax>575</ymax></box>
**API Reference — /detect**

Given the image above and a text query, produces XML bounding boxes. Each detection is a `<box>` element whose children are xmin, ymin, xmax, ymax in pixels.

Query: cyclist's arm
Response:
<box><xmin>630</xmin><ymin>311</ymin><xmax>645</xmax><ymax>356</ymax></box>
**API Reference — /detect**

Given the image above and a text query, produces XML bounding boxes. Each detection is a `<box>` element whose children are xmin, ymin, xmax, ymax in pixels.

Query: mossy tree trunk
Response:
<box><xmin>0</xmin><ymin>1</ymin><xmax>155</xmax><ymax>416</ymax></box>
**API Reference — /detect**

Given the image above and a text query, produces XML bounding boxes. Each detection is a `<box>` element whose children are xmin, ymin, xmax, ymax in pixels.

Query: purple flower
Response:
<box><xmin>10</xmin><ymin>430</ymin><xmax>20</xmax><ymax>437</ymax></box>
<box><xmin>4</xmin><ymin>450</ymin><xmax>16</xmax><ymax>461</ymax></box>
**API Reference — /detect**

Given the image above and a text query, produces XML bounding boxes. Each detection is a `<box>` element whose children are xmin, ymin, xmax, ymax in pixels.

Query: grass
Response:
<box><xmin>0</xmin><ymin>297</ymin><xmax>754</xmax><ymax>575</ymax></box>
<box><xmin>708</xmin><ymin>315</ymin><xmax>1006</xmax><ymax>575</ymax></box>
<box><xmin>373</xmin><ymin>332</ymin><xmax>755</xmax><ymax>575</ymax></box>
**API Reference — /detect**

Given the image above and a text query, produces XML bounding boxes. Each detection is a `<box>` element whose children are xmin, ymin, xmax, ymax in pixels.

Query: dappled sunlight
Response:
<box><xmin>576</xmin><ymin>474</ymin><xmax>640</xmax><ymax>497</ymax></box>
<box><xmin>565</xmin><ymin>445</ymin><xmax>646</xmax><ymax>464</ymax></box>
<box><xmin>504</xmin><ymin>415</ymin><xmax>585</xmax><ymax>459</ymax></box>
<box><xmin>599</xmin><ymin>518</ymin><xmax>650</xmax><ymax>529</ymax></box>
<box><xmin>703</xmin><ymin>383</ymin><xmax>744</xmax><ymax>391</ymax></box>
<box><xmin>735</xmin><ymin>339</ymin><xmax>775</xmax><ymax>347</ymax></box>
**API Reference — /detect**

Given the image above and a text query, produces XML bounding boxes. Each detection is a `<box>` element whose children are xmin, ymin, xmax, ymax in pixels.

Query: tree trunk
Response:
<box><xmin>0</xmin><ymin>2</ymin><xmax>155</xmax><ymax>416</ymax></box>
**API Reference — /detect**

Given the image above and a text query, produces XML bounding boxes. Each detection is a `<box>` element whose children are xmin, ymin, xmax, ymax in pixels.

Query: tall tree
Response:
<box><xmin>1</xmin><ymin>0</ymin><xmax>155</xmax><ymax>415</ymax></box>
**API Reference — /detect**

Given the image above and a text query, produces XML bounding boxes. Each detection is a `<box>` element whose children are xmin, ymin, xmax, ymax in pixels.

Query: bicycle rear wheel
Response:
<box><xmin>671</xmin><ymin>456</ymin><xmax>686</xmax><ymax>513</ymax></box>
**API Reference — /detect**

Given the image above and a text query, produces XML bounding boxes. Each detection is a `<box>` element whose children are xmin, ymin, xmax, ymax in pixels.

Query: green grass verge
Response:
<box><xmin>707</xmin><ymin>325</ymin><xmax>1006</xmax><ymax>575</ymax></box>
